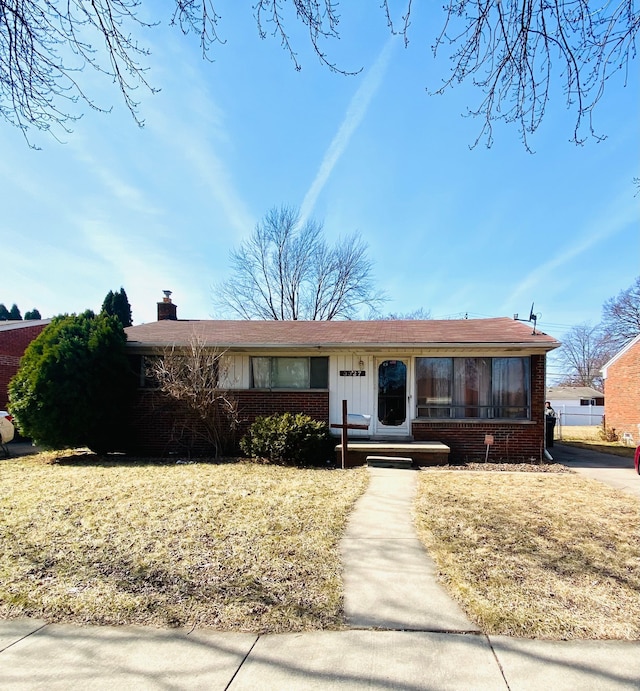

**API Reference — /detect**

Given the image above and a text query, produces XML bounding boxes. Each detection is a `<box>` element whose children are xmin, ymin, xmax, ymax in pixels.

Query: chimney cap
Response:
<box><xmin>162</xmin><ymin>290</ymin><xmax>172</xmax><ymax>301</ymax></box>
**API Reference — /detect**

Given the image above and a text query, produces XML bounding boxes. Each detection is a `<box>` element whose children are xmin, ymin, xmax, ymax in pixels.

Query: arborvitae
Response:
<box><xmin>101</xmin><ymin>288</ymin><xmax>132</xmax><ymax>327</ymax></box>
<box><xmin>9</xmin><ymin>311</ymin><xmax>136</xmax><ymax>453</ymax></box>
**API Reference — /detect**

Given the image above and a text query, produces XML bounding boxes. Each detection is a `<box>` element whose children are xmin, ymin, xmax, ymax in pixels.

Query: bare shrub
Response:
<box><xmin>147</xmin><ymin>334</ymin><xmax>239</xmax><ymax>457</ymax></box>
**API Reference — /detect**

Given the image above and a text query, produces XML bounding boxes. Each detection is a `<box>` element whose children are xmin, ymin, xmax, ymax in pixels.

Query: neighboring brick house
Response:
<box><xmin>602</xmin><ymin>335</ymin><xmax>640</xmax><ymax>444</ymax></box>
<box><xmin>0</xmin><ymin>320</ymin><xmax>51</xmax><ymax>409</ymax></box>
<box><xmin>124</xmin><ymin>296</ymin><xmax>560</xmax><ymax>463</ymax></box>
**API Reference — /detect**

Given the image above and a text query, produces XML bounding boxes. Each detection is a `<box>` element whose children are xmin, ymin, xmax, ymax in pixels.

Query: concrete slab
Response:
<box><xmin>230</xmin><ymin>630</ymin><xmax>506</xmax><ymax>690</ymax></box>
<box><xmin>0</xmin><ymin>623</ymin><xmax>257</xmax><ymax>690</ymax></box>
<box><xmin>340</xmin><ymin>467</ymin><xmax>479</xmax><ymax>632</ymax></box>
<box><xmin>366</xmin><ymin>456</ymin><xmax>413</xmax><ymax>469</ymax></box>
<box><xmin>0</xmin><ymin>618</ymin><xmax>47</xmax><ymax>652</ymax></box>
<box><xmin>0</xmin><ymin>442</ymin><xmax>42</xmax><ymax>460</ymax></box>
<box><xmin>491</xmin><ymin>636</ymin><xmax>640</xmax><ymax>691</ymax></box>
<box><xmin>336</xmin><ymin>442</ymin><xmax>450</xmax><ymax>467</ymax></box>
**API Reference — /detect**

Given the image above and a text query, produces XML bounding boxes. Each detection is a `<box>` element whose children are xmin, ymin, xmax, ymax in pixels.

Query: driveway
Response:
<box><xmin>2</xmin><ymin>441</ymin><xmax>43</xmax><ymax>459</ymax></box>
<box><xmin>551</xmin><ymin>442</ymin><xmax>640</xmax><ymax>500</ymax></box>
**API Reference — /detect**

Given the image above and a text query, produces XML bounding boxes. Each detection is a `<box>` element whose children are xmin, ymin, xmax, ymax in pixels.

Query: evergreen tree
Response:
<box><xmin>0</xmin><ymin>304</ymin><xmax>9</xmax><ymax>320</ymax></box>
<box><xmin>8</xmin><ymin>304</ymin><xmax>22</xmax><ymax>320</ymax></box>
<box><xmin>8</xmin><ymin>311</ymin><xmax>136</xmax><ymax>453</ymax></box>
<box><xmin>101</xmin><ymin>288</ymin><xmax>132</xmax><ymax>327</ymax></box>
<box><xmin>24</xmin><ymin>309</ymin><xmax>42</xmax><ymax>320</ymax></box>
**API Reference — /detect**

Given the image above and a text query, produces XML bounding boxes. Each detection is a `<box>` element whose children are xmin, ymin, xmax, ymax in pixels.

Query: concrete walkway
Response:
<box><xmin>1</xmin><ymin>463</ymin><xmax>639</xmax><ymax>689</ymax></box>
<box><xmin>340</xmin><ymin>467</ymin><xmax>478</xmax><ymax>632</ymax></box>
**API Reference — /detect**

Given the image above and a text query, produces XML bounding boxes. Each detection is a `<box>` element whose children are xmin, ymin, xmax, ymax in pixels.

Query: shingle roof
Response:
<box><xmin>546</xmin><ymin>386</ymin><xmax>604</xmax><ymax>400</ymax></box>
<box><xmin>125</xmin><ymin>318</ymin><xmax>560</xmax><ymax>351</ymax></box>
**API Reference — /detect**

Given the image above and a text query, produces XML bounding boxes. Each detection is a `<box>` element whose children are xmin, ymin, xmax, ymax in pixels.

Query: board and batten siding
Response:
<box><xmin>329</xmin><ymin>353</ymin><xmax>373</xmax><ymax>437</ymax></box>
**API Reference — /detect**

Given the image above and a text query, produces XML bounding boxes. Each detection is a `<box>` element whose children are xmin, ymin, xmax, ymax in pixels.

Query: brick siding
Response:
<box><xmin>0</xmin><ymin>324</ymin><xmax>48</xmax><ymax>408</ymax></box>
<box><xmin>604</xmin><ymin>340</ymin><xmax>640</xmax><ymax>442</ymax></box>
<box><xmin>127</xmin><ymin>388</ymin><xmax>329</xmax><ymax>456</ymax></box>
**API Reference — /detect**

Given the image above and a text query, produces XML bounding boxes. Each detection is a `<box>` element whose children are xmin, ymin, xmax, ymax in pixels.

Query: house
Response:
<box><xmin>545</xmin><ymin>386</ymin><xmax>604</xmax><ymax>426</ymax></box>
<box><xmin>124</xmin><ymin>296</ymin><xmax>560</xmax><ymax>464</ymax></box>
<box><xmin>601</xmin><ymin>335</ymin><xmax>640</xmax><ymax>445</ymax></box>
<box><xmin>0</xmin><ymin>320</ymin><xmax>51</xmax><ymax>409</ymax></box>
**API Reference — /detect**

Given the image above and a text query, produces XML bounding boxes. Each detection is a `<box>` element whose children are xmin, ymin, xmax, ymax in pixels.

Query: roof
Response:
<box><xmin>0</xmin><ymin>319</ymin><xmax>51</xmax><ymax>332</ymax></box>
<box><xmin>546</xmin><ymin>386</ymin><xmax>604</xmax><ymax>401</ymax></box>
<box><xmin>125</xmin><ymin>317</ymin><xmax>560</xmax><ymax>352</ymax></box>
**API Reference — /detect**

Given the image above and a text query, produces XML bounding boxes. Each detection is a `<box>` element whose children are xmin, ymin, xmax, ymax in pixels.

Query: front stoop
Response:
<box><xmin>335</xmin><ymin>441</ymin><xmax>450</xmax><ymax>468</ymax></box>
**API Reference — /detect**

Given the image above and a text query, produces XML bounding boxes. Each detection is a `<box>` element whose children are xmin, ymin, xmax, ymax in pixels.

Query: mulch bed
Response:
<box><xmin>422</xmin><ymin>462</ymin><xmax>572</xmax><ymax>473</ymax></box>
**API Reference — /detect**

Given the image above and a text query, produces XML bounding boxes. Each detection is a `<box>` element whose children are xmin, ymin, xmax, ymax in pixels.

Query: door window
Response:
<box><xmin>377</xmin><ymin>360</ymin><xmax>407</xmax><ymax>426</ymax></box>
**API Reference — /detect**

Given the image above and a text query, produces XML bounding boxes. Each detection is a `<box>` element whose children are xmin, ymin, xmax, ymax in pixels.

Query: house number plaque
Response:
<box><xmin>340</xmin><ymin>370</ymin><xmax>366</xmax><ymax>377</ymax></box>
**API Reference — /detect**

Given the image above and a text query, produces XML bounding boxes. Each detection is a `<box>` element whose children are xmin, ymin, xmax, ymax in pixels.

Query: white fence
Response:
<box><xmin>556</xmin><ymin>405</ymin><xmax>604</xmax><ymax>427</ymax></box>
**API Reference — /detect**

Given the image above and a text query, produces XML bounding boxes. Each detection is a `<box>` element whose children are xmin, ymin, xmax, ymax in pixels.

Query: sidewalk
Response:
<box><xmin>1</xmin><ymin>466</ymin><xmax>639</xmax><ymax>690</ymax></box>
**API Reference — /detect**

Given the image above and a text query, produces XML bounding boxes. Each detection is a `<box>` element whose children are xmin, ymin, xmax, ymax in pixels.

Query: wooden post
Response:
<box><xmin>341</xmin><ymin>399</ymin><xmax>348</xmax><ymax>469</ymax></box>
<box><xmin>330</xmin><ymin>400</ymin><xmax>369</xmax><ymax>469</ymax></box>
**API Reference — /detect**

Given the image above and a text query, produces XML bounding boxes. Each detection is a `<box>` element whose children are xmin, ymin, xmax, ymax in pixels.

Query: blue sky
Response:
<box><xmin>2</xmin><ymin>4</ymin><xmax>638</xmax><ymax>358</ymax></box>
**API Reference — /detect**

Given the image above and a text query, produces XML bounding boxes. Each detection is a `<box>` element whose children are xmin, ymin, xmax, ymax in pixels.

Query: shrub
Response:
<box><xmin>599</xmin><ymin>422</ymin><xmax>619</xmax><ymax>443</ymax></box>
<box><xmin>240</xmin><ymin>413</ymin><xmax>334</xmax><ymax>466</ymax></box>
<box><xmin>8</xmin><ymin>310</ymin><xmax>136</xmax><ymax>453</ymax></box>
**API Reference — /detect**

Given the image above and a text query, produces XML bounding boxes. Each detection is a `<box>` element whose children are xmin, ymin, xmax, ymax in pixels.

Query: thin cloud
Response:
<box><xmin>143</xmin><ymin>52</ymin><xmax>255</xmax><ymax>239</ymax></box>
<box><xmin>504</xmin><ymin>191</ymin><xmax>639</xmax><ymax>311</ymax></box>
<box><xmin>76</xmin><ymin>215</ymin><xmax>210</xmax><ymax>323</ymax></box>
<box><xmin>300</xmin><ymin>36</ymin><xmax>397</xmax><ymax>225</ymax></box>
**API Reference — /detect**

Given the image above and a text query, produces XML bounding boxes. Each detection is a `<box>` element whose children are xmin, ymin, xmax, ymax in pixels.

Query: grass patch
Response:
<box><xmin>414</xmin><ymin>471</ymin><xmax>640</xmax><ymax>640</ymax></box>
<box><xmin>557</xmin><ymin>425</ymin><xmax>635</xmax><ymax>458</ymax></box>
<box><xmin>556</xmin><ymin>425</ymin><xmax>602</xmax><ymax>442</ymax></box>
<box><xmin>0</xmin><ymin>452</ymin><xmax>368</xmax><ymax>632</ymax></box>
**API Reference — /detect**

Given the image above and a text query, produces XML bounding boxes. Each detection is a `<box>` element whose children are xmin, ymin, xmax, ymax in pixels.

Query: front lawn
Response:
<box><xmin>414</xmin><ymin>470</ymin><xmax>640</xmax><ymax>640</ymax></box>
<box><xmin>0</xmin><ymin>452</ymin><xmax>368</xmax><ymax>632</ymax></box>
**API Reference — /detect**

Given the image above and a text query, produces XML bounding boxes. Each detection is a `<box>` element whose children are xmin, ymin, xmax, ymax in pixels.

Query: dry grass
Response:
<box><xmin>556</xmin><ymin>425</ymin><xmax>602</xmax><ymax>442</ymax></box>
<box><xmin>414</xmin><ymin>471</ymin><xmax>640</xmax><ymax>640</ymax></box>
<box><xmin>557</xmin><ymin>425</ymin><xmax>635</xmax><ymax>458</ymax></box>
<box><xmin>0</xmin><ymin>451</ymin><xmax>368</xmax><ymax>632</ymax></box>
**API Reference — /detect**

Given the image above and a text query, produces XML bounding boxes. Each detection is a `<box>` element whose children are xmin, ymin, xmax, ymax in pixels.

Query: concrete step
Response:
<box><xmin>366</xmin><ymin>455</ymin><xmax>413</xmax><ymax>469</ymax></box>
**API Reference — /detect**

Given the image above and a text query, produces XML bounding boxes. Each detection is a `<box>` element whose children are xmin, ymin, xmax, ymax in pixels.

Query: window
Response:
<box><xmin>416</xmin><ymin>357</ymin><xmax>530</xmax><ymax>419</ymax></box>
<box><xmin>129</xmin><ymin>355</ymin><xmax>160</xmax><ymax>388</ymax></box>
<box><xmin>250</xmin><ymin>357</ymin><xmax>328</xmax><ymax>389</ymax></box>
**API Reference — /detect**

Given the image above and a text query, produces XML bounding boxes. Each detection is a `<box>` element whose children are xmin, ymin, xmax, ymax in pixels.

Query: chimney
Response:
<box><xmin>157</xmin><ymin>290</ymin><xmax>177</xmax><ymax>321</ymax></box>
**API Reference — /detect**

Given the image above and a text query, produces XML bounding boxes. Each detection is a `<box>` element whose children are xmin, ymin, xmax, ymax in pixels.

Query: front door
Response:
<box><xmin>375</xmin><ymin>359</ymin><xmax>409</xmax><ymax>436</ymax></box>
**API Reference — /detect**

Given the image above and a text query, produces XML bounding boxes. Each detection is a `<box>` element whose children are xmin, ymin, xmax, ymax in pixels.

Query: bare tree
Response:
<box><xmin>601</xmin><ymin>276</ymin><xmax>640</xmax><ymax>350</ymax></box>
<box><xmin>214</xmin><ymin>205</ymin><xmax>385</xmax><ymax>320</ymax></box>
<box><xmin>147</xmin><ymin>334</ymin><xmax>239</xmax><ymax>456</ymax></box>
<box><xmin>1</xmin><ymin>2</ymin><xmax>637</xmax><ymax>147</ymax></box>
<box><xmin>428</xmin><ymin>1</ymin><xmax>639</xmax><ymax>151</ymax></box>
<box><xmin>554</xmin><ymin>323</ymin><xmax>615</xmax><ymax>391</ymax></box>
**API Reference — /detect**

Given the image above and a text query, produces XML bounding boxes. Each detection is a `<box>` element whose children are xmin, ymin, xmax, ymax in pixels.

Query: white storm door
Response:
<box><xmin>374</xmin><ymin>359</ymin><xmax>410</xmax><ymax>436</ymax></box>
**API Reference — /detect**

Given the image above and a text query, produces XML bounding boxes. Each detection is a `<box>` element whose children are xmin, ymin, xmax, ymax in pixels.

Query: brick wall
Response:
<box><xmin>411</xmin><ymin>420</ymin><xmax>542</xmax><ymax>462</ymax></box>
<box><xmin>604</xmin><ymin>340</ymin><xmax>640</xmax><ymax>442</ymax></box>
<box><xmin>0</xmin><ymin>323</ymin><xmax>49</xmax><ymax>408</ymax></box>
<box><xmin>412</xmin><ymin>354</ymin><xmax>547</xmax><ymax>463</ymax></box>
<box><xmin>128</xmin><ymin>388</ymin><xmax>330</xmax><ymax>456</ymax></box>
<box><xmin>236</xmin><ymin>391</ymin><xmax>329</xmax><ymax>431</ymax></box>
